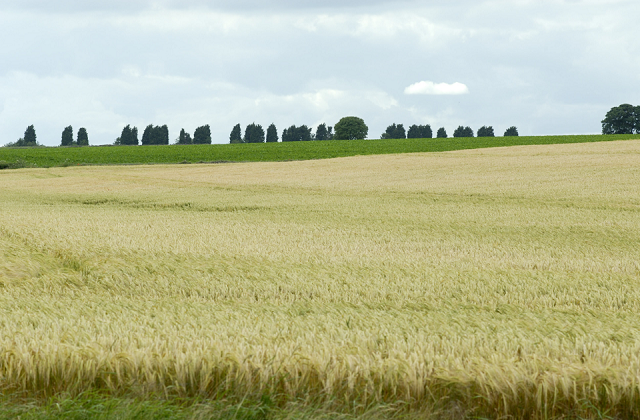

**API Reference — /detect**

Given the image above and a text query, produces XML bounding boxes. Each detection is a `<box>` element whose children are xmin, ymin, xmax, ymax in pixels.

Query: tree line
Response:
<box><xmin>5</xmin><ymin>105</ymin><xmax>637</xmax><ymax>148</ymax></box>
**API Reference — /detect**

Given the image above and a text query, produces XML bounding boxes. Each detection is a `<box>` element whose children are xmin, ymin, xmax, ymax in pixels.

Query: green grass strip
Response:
<box><xmin>1</xmin><ymin>134</ymin><xmax>638</xmax><ymax>169</ymax></box>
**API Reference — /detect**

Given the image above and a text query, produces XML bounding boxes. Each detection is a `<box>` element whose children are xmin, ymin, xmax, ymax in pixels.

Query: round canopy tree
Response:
<box><xmin>602</xmin><ymin>104</ymin><xmax>639</xmax><ymax>134</ymax></box>
<box><xmin>334</xmin><ymin>116</ymin><xmax>368</xmax><ymax>140</ymax></box>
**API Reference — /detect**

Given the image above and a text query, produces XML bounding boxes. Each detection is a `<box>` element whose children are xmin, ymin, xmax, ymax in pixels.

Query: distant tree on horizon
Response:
<box><xmin>436</xmin><ymin>127</ymin><xmax>447</xmax><ymax>138</ymax></box>
<box><xmin>334</xmin><ymin>116</ymin><xmax>368</xmax><ymax>140</ymax></box>
<box><xmin>230</xmin><ymin>124</ymin><xmax>243</xmax><ymax>144</ymax></box>
<box><xmin>504</xmin><ymin>126</ymin><xmax>519</xmax><ymax>137</ymax></box>
<box><xmin>115</xmin><ymin>125</ymin><xmax>138</xmax><ymax>146</ymax></box>
<box><xmin>315</xmin><ymin>123</ymin><xmax>332</xmax><ymax>140</ymax></box>
<box><xmin>602</xmin><ymin>104</ymin><xmax>640</xmax><ymax>134</ymax></box>
<box><xmin>177</xmin><ymin>128</ymin><xmax>193</xmax><ymax>145</ymax></box>
<box><xmin>407</xmin><ymin>124</ymin><xmax>432</xmax><ymax>139</ymax></box>
<box><xmin>266</xmin><ymin>123</ymin><xmax>278</xmax><ymax>143</ymax></box>
<box><xmin>477</xmin><ymin>126</ymin><xmax>495</xmax><ymax>137</ymax></box>
<box><xmin>381</xmin><ymin>123</ymin><xmax>406</xmax><ymax>139</ymax></box>
<box><xmin>141</xmin><ymin>125</ymin><xmax>169</xmax><ymax>145</ymax></box>
<box><xmin>453</xmin><ymin>126</ymin><xmax>474</xmax><ymax>138</ymax></box>
<box><xmin>61</xmin><ymin>126</ymin><xmax>74</xmax><ymax>146</ymax></box>
<box><xmin>193</xmin><ymin>125</ymin><xmax>211</xmax><ymax>144</ymax></box>
<box><xmin>244</xmin><ymin>123</ymin><xmax>265</xmax><ymax>143</ymax></box>
<box><xmin>77</xmin><ymin>128</ymin><xmax>89</xmax><ymax>146</ymax></box>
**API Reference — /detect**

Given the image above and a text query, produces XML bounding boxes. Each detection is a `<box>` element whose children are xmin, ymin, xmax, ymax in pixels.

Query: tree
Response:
<box><xmin>141</xmin><ymin>125</ymin><xmax>153</xmax><ymax>145</ymax></box>
<box><xmin>24</xmin><ymin>125</ymin><xmax>37</xmax><ymax>145</ymax></box>
<box><xmin>157</xmin><ymin>125</ymin><xmax>169</xmax><ymax>145</ymax></box>
<box><xmin>407</xmin><ymin>124</ymin><xmax>432</xmax><ymax>139</ymax></box>
<box><xmin>334</xmin><ymin>116</ymin><xmax>368</xmax><ymax>140</ymax></box>
<box><xmin>315</xmin><ymin>123</ymin><xmax>329</xmax><ymax>140</ymax></box>
<box><xmin>436</xmin><ymin>128</ymin><xmax>447</xmax><ymax>138</ymax></box>
<box><xmin>453</xmin><ymin>126</ymin><xmax>474</xmax><ymax>138</ymax></box>
<box><xmin>504</xmin><ymin>126</ymin><xmax>519</xmax><ymax>137</ymax></box>
<box><xmin>77</xmin><ymin>128</ymin><xmax>89</xmax><ymax>146</ymax></box>
<box><xmin>61</xmin><ymin>126</ymin><xmax>74</xmax><ymax>146</ymax></box>
<box><xmin>477</xmin><ymin>126</ymin><xmax>495</xmax><ymax>137</ymax></box>
<box><xmin>193</xmin><ymin>125</ymin><xmax>211</xmax><ymax>144</ymax></box>
<box><xmin>177</xmin><ymin>128</ymin><xmax>193</xmax><ymax>145</ymax></box>
<box><xmin>281</xmin><ymin>125</ymin><xmax>312</xmax><ymax>142</ymax></box>
<box><xmin>142</xmin><ymin>125</ymin><xmax>169</xmax><ymax>145</ymax></box>
<box><xmin>243</xmin><ymin>123</ymin><xmax>265</xmax><ymax>143</ymax></box>
<box><xmin>602</xmin><ymin>104</ymin><xmax>640</xmax><ymax>134</ymax></box>
<box><xmin>230</xmin><ymin>124</ymin><xmax>243</xmax><ymax>144</ymax></box>
<box><xmin>381</xmin><ymin>123</ymin><xmax>406</xmax><ymax>139</ymax></box>
<box><xmin>266</xmin><ymin>123</ymin><xmax>278</xmax><ymax>143</ymax></box>
<box><xmin>116</xmin><ymin>125</ymin><xmax>138</xmax><ymax>146</ymax></box>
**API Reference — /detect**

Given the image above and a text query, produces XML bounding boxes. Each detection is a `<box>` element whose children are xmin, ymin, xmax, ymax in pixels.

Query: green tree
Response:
<box><xmin>243</xmin><ymin>123</ymin><xmax>265</xmax><ymax>143</ymax></box>
<box><xmin>61</xmin><ymin>125</ymin><xmax>74</xmax><ymax>146</ymax></box>
<box><xmin>334</xmin><ymin>116</ymin><xmax>368</xmax><ymax>140</ymax></box>
<box><xmin>177</xmin><ymin>128</ymin><xmax>193</xmax><ymax>145</ymax></box>
<box><xmin>266</xmin><ymin>123</ymin><xmax>278</xmax><ymax>143</ymax></box>
<box><xmin>141</xmin><ymin>125</ymin><xmax>153</xmax><ymax>145</ymax></box>
<box><xmin>282</xmin><ymin>125</ymin><xmax>312</xmax><ymax>142</ymax></box>
<box><xmin>77</xmin><ymin>128</ymin><xmax>89</xmax><ymax>146</ymax></box>
<box><xmin>315</xmin><ymin>123</ymin><xmax>328</xmax><ymax>140</ymax></box>
<box><xmin>504</xmin><ymin>126</ymin><xmax>519</xmax><ymax>137</ymax></box>
<box><xmin>381</xmin><ymin>123</ymin><xmax>406</xmax><ymax>139</ymax></box>
<box><xmin>407</xmin><ymin>124</ymin><xmax>432</xmax><ymax>139</ymax></box>
<box><xmin>477</xmin><ymin>126</ymin><xmax>495</xmax><ymax>137</ymax></box>
<box><xmin>116</xmin><ymin>125</ymin><xmax>138</xmax><ymax>146</ymax></box>
<box><xmin>601</xmin><ymin>104</ymin><xmax>639</xmax><ymax>134</ymax></box>
<box><xmin>230</xmin><ymin>124</ymin><xmax>243</xmax><ymax>144</ymax></box>
<box><xmin>453</xmin><ymin>126</ymin><xmax>474</xmax><ymax>138</ymax></box>
<box><xmin>193</xmin><ymin>125</ymin><xmax>211</xmax><ymax>144</ymax></box>
<box><xmin>24</xmin><ymin>125</ymin><xmax>37</xmax><ymax>145</ymax></box>
<box><xmin>436</xmin><ymin>127</ymin><xmax>447</xmax><ymax>138</ymax></box>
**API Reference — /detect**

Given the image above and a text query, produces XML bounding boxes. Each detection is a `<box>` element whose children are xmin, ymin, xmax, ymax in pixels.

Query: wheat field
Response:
<box><xmin>1</xmin><ymin>141</ymin><xmax>640</xmax><ymax>418</ymax></box>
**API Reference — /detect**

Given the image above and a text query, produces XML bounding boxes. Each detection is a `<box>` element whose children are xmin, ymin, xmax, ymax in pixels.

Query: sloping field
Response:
<box><xmin>1</xmin><ymin>133</ymin><xmax>638</xmax><ymax>168</ymax></box>
<box><xmin>1</xmin><ymin>140</ymin><xmax>640</xmax><ymax>418</ymax></box>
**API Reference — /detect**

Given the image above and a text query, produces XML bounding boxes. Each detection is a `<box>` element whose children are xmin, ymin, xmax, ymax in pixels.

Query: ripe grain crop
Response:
<box><xmin>1</xmin><ymin>140</ymin><xmax>640</xmax><ymax>418</ymax></box>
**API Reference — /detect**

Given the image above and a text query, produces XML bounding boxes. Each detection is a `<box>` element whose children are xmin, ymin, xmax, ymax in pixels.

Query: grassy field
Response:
<box><xmin>0</xmin><ymin>134</ymin><xmax>639</xmax><ymax>168</ymax></box>
<box><xmin>1</xmin><ymin>140</ymin><xmax>640</xmax><ymax>418</ymax></box>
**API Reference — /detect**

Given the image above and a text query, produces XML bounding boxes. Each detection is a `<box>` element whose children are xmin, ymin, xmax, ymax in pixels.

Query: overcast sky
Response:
<box><xmin>1</xmin><ymin>0</ymin><xmax>639</xmax><ymax>146</ymax></box>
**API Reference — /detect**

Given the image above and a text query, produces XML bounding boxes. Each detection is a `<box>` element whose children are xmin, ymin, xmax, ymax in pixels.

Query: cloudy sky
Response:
<box><xmin>1</xmin><ymin>0</ymin><xmax>639</xmax><ymax>146</ymax></box>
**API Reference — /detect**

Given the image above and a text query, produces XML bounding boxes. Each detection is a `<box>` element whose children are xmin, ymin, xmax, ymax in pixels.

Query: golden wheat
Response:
<box><xmin>1</xmin><ymin>140</ymin><xmax>640</xmax><ymax>417</ymax></box>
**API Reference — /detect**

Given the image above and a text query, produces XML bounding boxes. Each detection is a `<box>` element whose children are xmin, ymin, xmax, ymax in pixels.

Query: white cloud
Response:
<box><xmin>404</xmin><ymin>81</ymin><xmax>469</xmax><ymax>95</ymax></box>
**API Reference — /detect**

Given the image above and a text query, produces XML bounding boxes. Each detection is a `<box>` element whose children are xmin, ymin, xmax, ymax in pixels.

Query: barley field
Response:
<box><xmin>1</xmin><ymin>140</ymin><xmax>640</xmax><ymax>418</ymax></box>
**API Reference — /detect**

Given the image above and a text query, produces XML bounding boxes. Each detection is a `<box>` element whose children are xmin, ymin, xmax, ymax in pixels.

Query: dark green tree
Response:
<box><xmin>77</xmin><ymin>128</ymin><xmax>89</xmax><ymax>146</ymax></box>
<box><xmin>453</xmin><ymin>126</ymin><xmax>474</xmax><ymax>138</ymax></box>
<box><xmin>282</xmin><ymin>125</ymin><xmax>312</xmax><ymax>142</ymax></box>
<box><xmin>436</xmin><ymin>127</ymin><xmax>447</xmax><ymax>138</ymax></box>
<box><xmin>602</xmin><ymin>104</ymin><xmax>640</xmax><ymax>134</ymax></box>
<box><xmin>193</xmin><ymin>125</ymin><xmax>211</xmax><ymax>144</ymax></box>
<box><xmin>24</xmin><ymin>125</ymin><xmax>37</xmax><ymax>145</ymax></box>
<box><xmin>315</xmin><ymin>123</ymin><xmax>329</xmax><ymax>140</ymax></box>
<box><xmin>266</xmin><ymin>123</ymin><xmax>278</xmax><ymax>143</ymax></box>
<box><xmin>407</xmin><ymin>124</ymin><xmax>432</xmax><ymax>139</ymax></box>
<box><xmin>230</xmin><ymin>124</ymin><xmax>243</xmax><ymax>144</ymax></box>
<box><xmin>61</xmin><ymin>126</ymin><xmax>74</xmax><ymax>146</ymax></box>
<box><xmin>477</xmin><ymin>126</ymin><xmax>495</xmax><ymax>137</ymax></box>
<box><xmin>243</xmin><ymin>123</ymin><xmax>265</xmax><ymax>143</ymax></box>
<box><xmin>157</xmin><ymin>125</ymin><xmax>169</xmax><ymax>145</ymax></box>
<box><xmin>381</xmin><ymin>123</ymin><xmax>406</xmax><ymax>139</ymax></box>
<box><xmin>116</xmin><ymin>125</ymin><xmax>138</xmax><ymax>146</ymax></box>
<box><xmin>504</xmin><ymin>126</ymin><xmax>519</xmax><ymax>137</ymax></box>
<box><xmin>141</xmin><ymin>125</ymin><xmax>153</xmax><ymax>145</ymax></box>
<box><xmin>334</xmin><ymin>116</ymin><xmax>368</xmax><ymax>140</ymax></box>
<box><xmin>177</xmin><ymin>128</ymin><xmax>193</xmax><ymax>145</ymax></box>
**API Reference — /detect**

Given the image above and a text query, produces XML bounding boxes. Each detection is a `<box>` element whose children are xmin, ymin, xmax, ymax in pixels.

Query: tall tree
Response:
<box><xmin>193</xmin><ymin>125</ymin><xmax>212</xmax><ymax>144</ymax></box>
<box><xmin>436</xmin><ymin>127</ymin><xmax>447</xmax><ymax>138</ymax></box>
<box><xmin>77</xmin><ymin>128</ymin><xmax>89</xmax><ymax>146</ymax></box>
<box><xmin>602</xmin><ymin>104</ymin><xmax>639</xmax><ymax>134</ymax></box>
<box><xmin>281</xmin><ymin>125</ymin><xmax>312</xmax><ymax>142</ymax></box>
<box><xmin>266</xmin><ymin>123</ymin><xmax>278</xmax><ymax>143</ymax></box>
<box><xmin>141</xmin><ymin>125</ymin><xmax>153</xmax><ymax>145</ymax></box>
<box><xmin>381</xmin><ymin>123</ymin><xmax>406</xmax><ymax>139</ymax></box>
<box><xmin>504</xmin><ymin>126</ymin><xmax>519</xmax><ymax>137</ymax></box>
<box><xmin>177</xmin><ymin>128</ymin><xmax>193</xmax><ymax>145</ymax></box>
<box><xmin>116</xmin><ymin>125</ymin><xmax>137</xmax><ymax>145</ymax></box>
<box><xmin>243</xmin><ymin>123</ymin><xmax>265</xmax><ymax>143</ymax></box>
<box><xmin>334</xmin><ymin>116</ymin><xmax>368</xmax><ymax>140</ymax></box>
<box><xmin>315</xmin><ymin>123</ymin><xmax>328</xmax><ymax>140</ymax></box>
<box><xmin>453</xmin><ymin>126</ymin><xmax>474</xmax><ymax>138</ymax></box>
<box><xmin>407</xmin><ymin>124</ymin><xmax>432</xmax><ymax>139</ymax></box>
<box><xmin>477</xmin><ymin>126</ymin><xmax>495</xmax><ymax>137</ymax></box>
<box><xmin>230</xmin><ymin>124</ymin><xmax>243</xmax><ymax>144</ymax></box>
<box><xmin>61</xmin><ymin>126</ymin><xmax>74</xmax><ymax>146</ymax></box>
<box><xmin>24</xmin><ymin>125</ymin><xmax>37</xmax><ymax>145</ymax></box>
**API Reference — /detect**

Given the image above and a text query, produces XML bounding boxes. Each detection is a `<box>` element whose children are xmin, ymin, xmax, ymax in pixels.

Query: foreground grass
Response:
<box><xmin>0</xmin><ymin>134</ymin><xmax>638</xmax><ymax>168</ymax></box>
<box><xmin>2</xmin><ymin>140</ymin><xmax>640</xmax><ymax>418</ymax></box>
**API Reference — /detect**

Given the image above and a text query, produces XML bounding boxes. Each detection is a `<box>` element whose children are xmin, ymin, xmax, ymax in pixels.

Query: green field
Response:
<box><xmin>2</xmin><ymin>140</ymin><xmax>640</xmax><ymax>419</ymax></box>
<box><xmin>1</xmin><ymin>134</ymin><xmax>638</xmax><ymax>168</ymax></box>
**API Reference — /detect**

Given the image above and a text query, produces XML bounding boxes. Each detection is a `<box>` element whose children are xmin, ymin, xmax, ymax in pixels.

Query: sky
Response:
<box><xmin>1</xmin><ymin>0</ymin><xmax>639</xmax><ymax>146</ymax></box>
